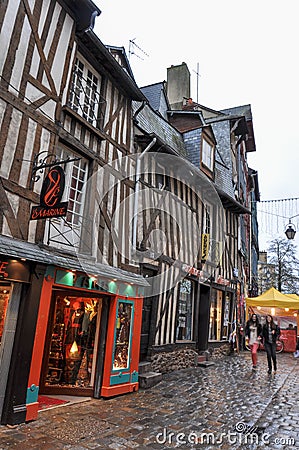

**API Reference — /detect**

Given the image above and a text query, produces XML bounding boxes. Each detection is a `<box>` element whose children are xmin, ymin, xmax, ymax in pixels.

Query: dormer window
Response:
<box><xmin>201</xmin><ymin>136</ymin><xmax>215</xmax><ymax>173</ymax></box>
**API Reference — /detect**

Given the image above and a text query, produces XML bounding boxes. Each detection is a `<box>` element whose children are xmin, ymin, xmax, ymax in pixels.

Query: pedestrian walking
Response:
<box><xmin>294</xmin><ymin>336</ymin><xmax>299</xmax><ymax>358</ymax></box>
<box><xmin>262</xmin><ymin>314</ymin><xmax>280</xmax><ymax>374</ymax></box>
<box><xmin>245</xmin><ymin>313</ymin><xmax>262</xmax><ymax>370</ymax></box>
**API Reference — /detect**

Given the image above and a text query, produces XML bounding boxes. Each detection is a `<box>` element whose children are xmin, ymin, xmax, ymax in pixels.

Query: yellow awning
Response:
<box><xmin>245</xmin><ymin>287</ymin><xmax>299</xmax><ymax>309</ymax></box>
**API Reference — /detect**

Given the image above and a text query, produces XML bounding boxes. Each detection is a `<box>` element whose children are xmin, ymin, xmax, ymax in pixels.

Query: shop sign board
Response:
<box><xmin>52</xmin><ymin>268</ymin><xmax>138</xmax><ymax>297</ymax></box>
<box><xmin>182</xmin><ymin>264</ymin><xmax>202</xmax><ymax>278</ymax></box>
<box><xmin>55</xmin><ymin>269</ymin><xmax>109</xmax><ymax>292</ymax></box>
<box><xmin>216</xmin><ymin>275</ymin><xmax>230</xmax><ymax>286</ymax></box>
<box><xmin>201</xmin><ymin>233</ymin><xmax>210</xmax><ymax>261</ymax></box>
<box><xmin>0</xmin><ymin>259</ymin><xmax>30</xmax><ymax>283</ymax></box>
<box><xmin>30</xmin><ymin>166</ymin><xmax>68</xmax><ymax>220</ymax></box>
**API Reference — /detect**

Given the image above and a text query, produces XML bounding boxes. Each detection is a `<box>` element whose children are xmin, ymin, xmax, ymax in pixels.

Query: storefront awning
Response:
<box><xmin>0</xmin><ymin>235</ymin><xmax>149</xmax><ymax>287</ymax></box>
<box><xmin>245</xmin><ymin>287</ymin><xmax>299</xmax><ymax>309</ymax></box>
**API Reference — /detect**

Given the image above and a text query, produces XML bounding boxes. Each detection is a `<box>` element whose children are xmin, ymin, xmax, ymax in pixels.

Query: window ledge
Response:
<box><xmin>62</xmin><ymin>105</ymin><xmax>105</xmax><ymax>141</ymax></box>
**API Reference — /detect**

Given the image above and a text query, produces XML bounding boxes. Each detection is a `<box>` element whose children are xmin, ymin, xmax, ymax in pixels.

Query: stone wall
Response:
<box><xmin>150</xmin><ymin>349</ymin><xmax>199</xmax><ymax>374</ymax></box>
<box><xmin>208</xmin><ymin>343</ymin><xmax>231</xmax><ymax>360</ymax></box>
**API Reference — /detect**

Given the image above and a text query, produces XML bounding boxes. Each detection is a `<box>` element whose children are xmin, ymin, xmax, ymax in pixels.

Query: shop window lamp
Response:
<box><xmin>70</xmin><ymin>341</ymin><xmax>80</xmax><ymax>359</ymax></box>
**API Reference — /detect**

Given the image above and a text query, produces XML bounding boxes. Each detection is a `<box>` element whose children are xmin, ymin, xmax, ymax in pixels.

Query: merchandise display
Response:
<box><xmin>45</xmin><ymin>295</ymin><xmax>100</xmax><ymax>388</ymax></box>
<box><xmin>0</xmin><ymin>285</ymin><xmax>10</xmax><ymax>344</ymax></box>
<box><xmin>113</xmin><ymin>302</ymin><xmax>132</xmax><ymax>369</ymax></box>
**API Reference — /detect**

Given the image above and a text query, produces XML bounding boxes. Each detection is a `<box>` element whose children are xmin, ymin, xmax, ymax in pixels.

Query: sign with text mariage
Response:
<box><xmin>30</xmin><ymin>166</ymin><xmax>68</xmax><ymax>220</ymax></box>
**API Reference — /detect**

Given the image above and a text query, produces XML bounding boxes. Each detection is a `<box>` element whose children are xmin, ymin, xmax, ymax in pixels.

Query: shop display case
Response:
<box><xmin>46</xmin><ymin>323</ymin><xmax>64</xmax><ymax>384</ymax></box>
<box><xmin>101</xmin><ymin>296</ymin><xmax>142</xmax><ymax>397</ymax></box>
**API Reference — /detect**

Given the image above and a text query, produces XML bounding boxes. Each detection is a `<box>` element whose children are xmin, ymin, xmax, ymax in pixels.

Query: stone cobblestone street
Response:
<box><xmin>0</xmin><ymin>352</ymin><xmax>298</xmax><ymax>449</ymax></box>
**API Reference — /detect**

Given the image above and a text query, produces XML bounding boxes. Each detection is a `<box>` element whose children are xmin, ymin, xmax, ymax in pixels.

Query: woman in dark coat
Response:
<box><xmin>262</xmin><ymin>314</ymin><xmax>280</xmax><ymax>374</ymax></box>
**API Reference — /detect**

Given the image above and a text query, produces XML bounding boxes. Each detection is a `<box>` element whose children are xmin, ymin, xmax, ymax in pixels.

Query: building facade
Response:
<box><xmin>0</xmin><ymin>0</ymin><xmax>149</xmax><ymax>425</ymax></box>
<box><xmin>0</xmin><ymin>3</ymin><xmax>260</xmax><ymax>426</ymax></box>
<box><xmin>141</xmin><ymin>63</ymin><xmax>259</xmax><ymax>352</ymax></box>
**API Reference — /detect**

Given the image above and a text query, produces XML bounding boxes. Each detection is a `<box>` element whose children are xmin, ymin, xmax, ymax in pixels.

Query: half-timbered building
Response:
<box><xmin>0</xmin><ymin>0</ymin><xmax>260</xmax><ymax>426</ymax></box>
<box><xmin>131</xmin><ymin>99</ymin><xmax>223</xmax><ymax>362</ymax></box>
<box><xmin>141</xmin><ymin>63</ymin><xmax>258</xmax><ymax>353</ymax></box>
<box><xmin>0</xmin><ymin>0</ymin><xmax>151</xmax><ymax>425</ymax></box>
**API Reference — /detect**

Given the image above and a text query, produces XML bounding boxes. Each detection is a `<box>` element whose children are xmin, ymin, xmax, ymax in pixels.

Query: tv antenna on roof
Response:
<box><xmin>192</xmin><ymin>62</ymin><xmax>201</xmax><ymax>104</ymax></box>
<box><xmin>129</xmin><ymin>38</ymin><xmax>149</xmax><ymax>60</ymax></box>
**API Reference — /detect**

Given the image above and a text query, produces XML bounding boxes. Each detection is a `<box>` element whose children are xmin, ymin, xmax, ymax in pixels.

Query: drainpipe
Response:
<box><xmin>132</xmin><ymin>137</ymin><xmax>157</xmax><ymax>255</ymax></box>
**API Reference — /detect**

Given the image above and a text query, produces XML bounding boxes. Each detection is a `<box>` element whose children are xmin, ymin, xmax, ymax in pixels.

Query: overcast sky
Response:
<box><xmin>93</xmin><ymin>0</ymin><xmax>299</xmax><ymax>250</ymax></box>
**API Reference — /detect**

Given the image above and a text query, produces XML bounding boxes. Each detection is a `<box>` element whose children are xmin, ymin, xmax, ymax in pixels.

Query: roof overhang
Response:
<box><xmin>78</xmin><ymin>31</ymin><xmax>146</xmax><ymax>102</ymax></box>
<box><xmin>64</xmin><ymin>0</ymin><xmax>101</xmax><ymax>32</ymax></box>
<box><xmin>216</xmin><ymin>188</ymin><xmax>251</xmax><ymax>214</ymax></box>
<box><xmin>134</xmin><ymin>133</ymin><xmax>183</xmax><ymax>157</ymax></box>
<box><xmin>0</xmin><ymin>235</ymin><xmax>149</xmax><ymax>287</ymax></box>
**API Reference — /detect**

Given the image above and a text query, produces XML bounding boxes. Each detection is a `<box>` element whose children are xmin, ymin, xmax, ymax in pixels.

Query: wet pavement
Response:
<box><xmin>0</xmin><ymin>351</ymin><xmax>298</xmax><ymax>449</ymax></box>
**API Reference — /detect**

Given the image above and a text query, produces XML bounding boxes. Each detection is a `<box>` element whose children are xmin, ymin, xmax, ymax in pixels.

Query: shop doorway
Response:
<box><xmin>197</xmin><ymin>284</ymin><xmax>210</xmax><ymax>351</ymax></box>
<box><xmin>139</xmin><ymin>267</ymin><xmax>158</xmax><ymax>361</ymax></box>
<box><xmin>40</xmin><ymin>290</ymin><xmax>108</xmax><ymax>397</ymax></box>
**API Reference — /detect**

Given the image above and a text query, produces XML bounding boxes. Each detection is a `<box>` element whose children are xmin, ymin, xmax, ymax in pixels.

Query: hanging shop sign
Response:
<box><xmin>30</xmin><ymin>166</ymin><xmax>68</xmax><ymax>220</ymax></box>
<box><xmin>216</xmin><ymin>275</ymin><xmax>230</xmax><ymax>286</ymax></box>
<box><xmin>201</xmin><ymin>233</ymin><xmax>210</xmax><ymax>262</ymax></box>
<box><xmin>182</xmin><ymin>264</ymin><xmax>203</xmax><ymax>278</ymax></box>
<box><xmin>0</xmin><ymin>258</ymin><xmax>30</xmax><ymax>283</ymax></box>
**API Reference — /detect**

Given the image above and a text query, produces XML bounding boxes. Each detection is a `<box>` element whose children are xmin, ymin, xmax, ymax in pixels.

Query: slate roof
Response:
<box><xmin>80</xmin><ymin>31</ymin><xmax>146</xmax><ymax>101</ymax></box>
<box><xmin>220</xmin><ymin>104</ymin><xmax>253</xmax><ymax>121</ymax></box>
<box><xmin>106</xmin><ymin>45</ymin><xmax>136</xmax><ymax>80</ymax></box>
<box><xmin>133</xmin><ymin>101</ymin><xmax>187</xmax><ymax>157</ymax></box>
<box><xmin>212</xmin><ymin>120</ymin><xmax>235</xmax><ymax>198</ymax></box>
<box><xmin>140</xmin><ymin>83</ymin><xmax>166</xmax><ymax>112</ymax></box>
<box><xmin>0</xmin><ymin>235</ymin><xmax>149</xmax><ymax>286</ymax></box>
<box><xmin>218</xmin><ymin>105</ymin><xmax>256</xmax><ymax>153</ymax></box>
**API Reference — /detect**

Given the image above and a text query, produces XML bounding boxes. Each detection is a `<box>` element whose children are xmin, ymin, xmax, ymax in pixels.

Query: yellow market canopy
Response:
<box><xmin>246</xmin><ymin>287</ymin><xmax>299</xmax><ymax>309</ymax></box>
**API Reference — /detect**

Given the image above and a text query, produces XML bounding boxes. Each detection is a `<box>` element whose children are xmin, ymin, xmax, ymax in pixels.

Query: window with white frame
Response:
<box><xmin>66</xmin><ymin>156</ymin><xmax>88</xmax><ymax>226</ymax></box>
<box><xmin>68</xmin><ymin>56</ymin><xmax>103</xmax><ymax>127</ymax></box>
<box><xmin>46</xmin><ymin>147</ymin><xmax>88</xmax><ymax>248</ymax></box>
<box><xmin>201</xmin><ymin>137</ymin><xmax>214</xmax><ymax>172</ymax></box>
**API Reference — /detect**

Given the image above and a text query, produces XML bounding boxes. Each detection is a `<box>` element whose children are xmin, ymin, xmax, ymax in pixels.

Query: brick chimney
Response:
<box><xmin>166</xmin><ymin>62</ymin><xmax>191</xmax><ymax>110</ymax></box>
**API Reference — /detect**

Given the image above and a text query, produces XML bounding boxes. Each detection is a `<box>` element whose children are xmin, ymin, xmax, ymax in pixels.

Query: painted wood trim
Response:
<box><xmin>0</xmin><ymin>179</ymin><xmax>24</xmax><ymax>238</ymax></box>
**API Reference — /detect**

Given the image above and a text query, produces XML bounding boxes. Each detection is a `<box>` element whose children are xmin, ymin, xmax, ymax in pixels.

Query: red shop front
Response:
<box><xmin>25</xmin><ymin>264</ymin><xmax>146</xmax><ymax>422</ymax></box>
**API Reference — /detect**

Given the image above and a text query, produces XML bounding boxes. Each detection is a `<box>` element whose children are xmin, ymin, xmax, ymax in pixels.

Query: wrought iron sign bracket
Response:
<box><xmin>26</xmin><ymin>151</ymin><xmax>81</xmax><ymax>189</ymax></box>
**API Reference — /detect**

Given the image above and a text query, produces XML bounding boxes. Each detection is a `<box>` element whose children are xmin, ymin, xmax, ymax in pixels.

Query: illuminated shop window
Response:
<box><xmin>222</xmin><ymin>294</ymin><xmax>231</xmax><ymax>339</ymax></box>
<box><xmin>176</xmin><ymin>279</ymin><xmax>194</xmax><ymax>341</ymax></box>
<box><xmin>209</xmin><ymin>289</ymin><xmax>223</xmax><ymax>340</ymax></box>
<box><xmin>44</xmin><ymin>295</ymin><xmax>101</xmax><ymax>388</ymax></box>
<box><xmin>113</xmin><ymin>301</ymin><xmax>133</xmax><ymax>370</ymax></box>
<box><xmin>0</xmin><ymin>285</ymin><xmax>10</xmax><ymax>344</ymax></box>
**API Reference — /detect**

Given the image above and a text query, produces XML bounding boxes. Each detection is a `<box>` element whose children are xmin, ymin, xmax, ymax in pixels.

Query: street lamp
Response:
<box><xmin>285</xmin><ymin>222</ymin><xmax>296</xmax><ymax>240</ymax></box>
<box><xmin>285</xmin><ymin>213</ymin><xmax>299</xmax><ymax>240</ymax></box>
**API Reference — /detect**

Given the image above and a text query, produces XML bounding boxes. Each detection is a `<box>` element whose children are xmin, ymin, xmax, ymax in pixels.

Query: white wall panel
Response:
<box><xmin>0</xmin><ymin>109</ymin><xmax>22</xmax><ymax>178</ymax></box>
<box><xmin>0</xmin><ymin>0</ymin><xmax>19</xmax><ymax>77</ymax></box>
